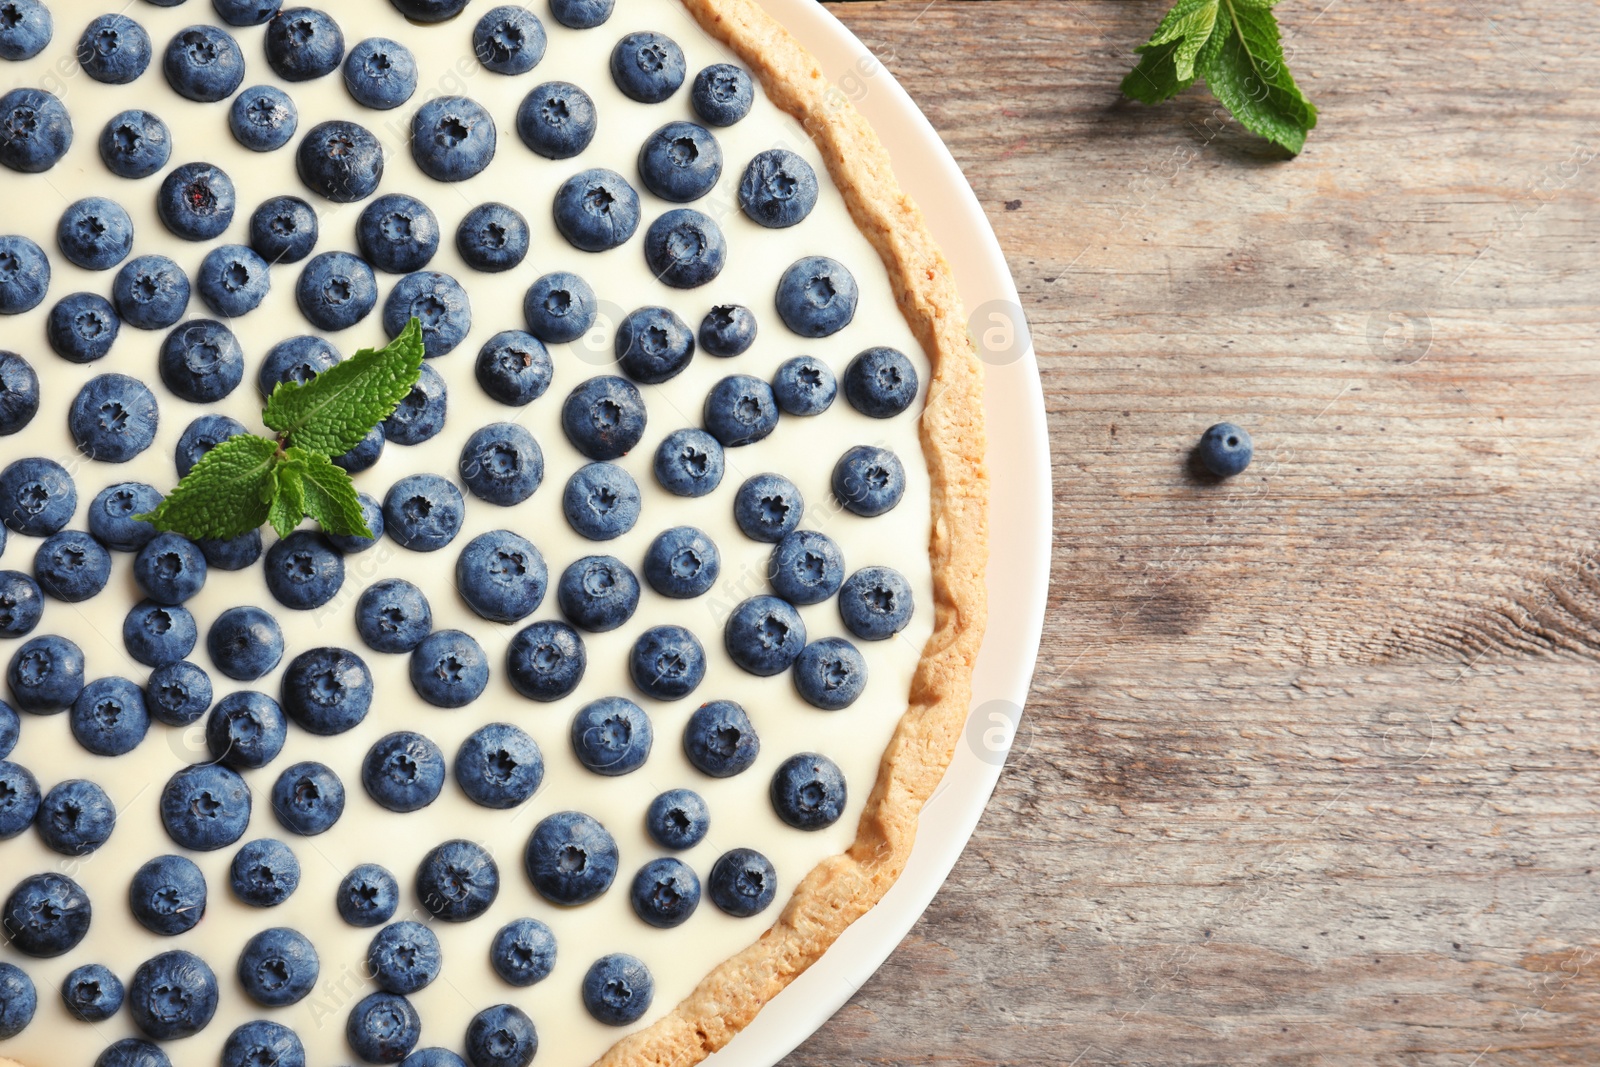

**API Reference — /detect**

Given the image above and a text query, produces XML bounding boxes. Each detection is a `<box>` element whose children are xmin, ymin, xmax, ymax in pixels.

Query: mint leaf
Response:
<box><xmin>268</xmin><ymin>462</ymin><xmax>305</xmax><ymax>539</ymax></box>
<box><xmin>1121</xmin><ymin>0</ymin><xmax>1215</xmax><ymax>102</ymax></box>
<box><xmin>290</xmin><ymin>447</ymin><xmax>371</xmax><ymax>538</ymax></box>
<box><xmin>136</xmin><ymin>434</ymin><xmax>280</xmax><ymax>541</ymax></box>
<box><xmin>263</xmin><ymin>318</ymin><xmax>424</xmax><ymax>457</ymax></box>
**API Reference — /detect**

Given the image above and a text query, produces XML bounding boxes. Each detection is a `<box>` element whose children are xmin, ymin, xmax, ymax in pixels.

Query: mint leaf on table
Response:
<box><xmin>264</xmin><ymin>319</ymin><xmax>425</xmax><ymax>457</ymax></box>
<box><xmin>1121</xmin><ymin>0</ymin><xmax>1317</xmax><ymax>154</ymax></box>
<box><xmin>291</xmin><ymin>447</ymin><xmax>371</xmax><ymax>539</ymax></box>
<box><xmin>137</xmin><ymin>434</ymin><xmax>280</xmax><ymax>541</ymax></box>
<box><xmin>268</xmin><ymin>460</ymin><xmax>306</xmax><ymax>540</ymax></box>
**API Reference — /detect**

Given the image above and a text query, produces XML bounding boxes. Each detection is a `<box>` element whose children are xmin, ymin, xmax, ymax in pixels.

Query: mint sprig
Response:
<box><xmin>1122</xmin><ymin>0</ymin><xmax>1317</xmax><ymax>155</ymax></box>
<box><xmin>139</xmin><ymin>319</ymin><xmax>425</xmax><ymax>542</ymax></box>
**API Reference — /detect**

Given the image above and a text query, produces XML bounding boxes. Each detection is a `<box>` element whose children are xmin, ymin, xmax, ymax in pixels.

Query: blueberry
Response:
<box><xmin>8</xmin><ymin>633</ymin><xmax>85</xmax><ymax>712</ymax></box>
<box><xmin>69</xmin><ymin>677</ymin><xmax>149</xmax><ymax>756</ymax></box>
<box><xmin>237</xmin><ymin>926</ymin><xmax>318</xmax><ymax>1006</ymax></box>
<box><xmin>553</xmin><ymin>168</ymin><xmax>640</xmax><ymax>252</ymax></box>
<box><xmin>230</xmin><ymin>837</ymin><xmax>300</xmax><ymax>905</ymax></box>
<box><xmin>643</xmin><ymin>525</ymin><xmax>719</xmax><ymax>599</ymax></box>
<box><xmin>522</xmin><ymin>270</ymin><xmax>595</xmax><ymax>343</ymax></box>
<box><xmin>653</xmin><ymin>427</ymin><xmax>724</xmax><ymax>497</ymax></box>
<box><xmin>735</xmin><ymin>473</ymin><xmax>803</xmax><ymax>543</ymax></box>
<box><xmin>725</xmin><ymin>596</ymin><xmax>806</xmax><ymax>676</ymax></box>
<box><xmin>459</xmin><ymin>423</ymin><xmax>542</xmax><ymax>507</ymax></box>
<box><xmin>118</xmin><ymin>857</ymin><xmax>196</xmax><ymax>942</ymax></box>
<box><xmin>88</xmin><ymin>482</ymin><xmax>158</xmax><ymax>551</ymax></box>
<box><xmin>356</xmin><ymin>579</ymin><xmax>432</xmax><ymax>654</ymax></box>
<box><xmin>704</xmin><ymin>374</ymin><xmax>778</xmax><ymax>447</ymax></box>
<box><xmin>113</xmin><ymin>255</ymin><xmax>190</xmax><ymax>330</ymax></box>
<box><xmin>770</xmin><ymin>529</ymin><xmax>845</xmax><ymax>606</ymax></box>
<box><xmin>772</xmin><ymin>355</ymin><xmax>836</xmax><ymax>415</ymax></box>
<box><xmin>0</xmin><ymin>235</ymin><xmax>48</xmax><ymax>313</ymax></box>
<box><xmin>36</xmin><ymin>778</ymin><xmax>116</xmax><ymax>854</ymax></box>
<box><xmin>157</xmin><ymin>319</ymin><xmax>243</xmax><ymax>403</ymax></box>
<box><xmin>709</xmin><ymin>848</ymin><xmax>776</xmax><ymax>917</ymax></box>
<box><xmin>260</xmin><ymin>335</ymin><xmax>335</xmax><ymax>397</ymax></box>
<box><xmin>368</xmin><ymin>920</ymin><xmax>441</xmax><ymax>993</ymax></box>
<box><xmin>296</xmin><ymin>252</ymin><xmax>378</xmax><ymax>329</ymax></box>
<box><xmin>581</xmin><ymin>953</ymin><xmax>652</xmax><ymax>1025</ymax></box>
<box><xmin>645</xmin><ymin>788</ymin><xmax>709</xmax><ymax>850</ymax></box>
<box><xmin>201</xmin><ymin>528</ymin><xmax>264</xmax><ymax>570</ymax></box>
<box><xmin>145</xmin><ymin>660</ymin><xmax>212</xmax><ymax>725</ymax></box>
<box><xmin>99</xmin><ymin>109</ymin><xmax>171</xmax><ymax>179</ymax></box>
<box><xmin>95</xmin><ymin>1040</ymin><xmax>170</xmax><ymax>1067</ymax></box>
<box><xmin>844</xmin><ymin>348</ymin><xmax>917</xmax><ymax>420</ymax></box>
<box><xmin>0</xmin><ymin>88</ymin><xmax>71</xmax><ymax>172</ymax></box>
<box><xmin>0</xmin><ymin>759</ymin><xmax>40</xmax><ymax>837</ymax></box>
<box><xmin>524</xmin><ymin>810</ymin><xmax>617</xmax><ymax>905</ymax></box>
<box><xmin>549</xmin><ymin>0</ymin><xmax>613</xmax><ymax>29</ymax></box>
<box><xmin>175</xmin><ymin>413</ymin><xmax>247</xmax><ymax>477</ymax></box>
<box><xmin>505</xmin><ymin>619</ymin><xmax>585</xmax><ymax>702</ymax></box>
<box><xmin>264</xmin><ymin>531</ymin><xmax>344</xmax><ymax>609</ymax></box>
<box><xmin>466</xmin><ymin>1004</ymin><xmax>538</xmax><ymax>1067</ymax></box>
<box><xmin>691</xmin><ymin>63</ymin><xmax>754</xmax><ymax>126</ymax></box>
<box><xmin>328</xmin><ymin>492</ymin><xmax>384</xmax><ymax>552</ymax></box>
<box><xmin>198</xmin><ymin>246</ymin><xmax>273</xmax><ymax>319</ymax></box>
<box><xmin>333</xmin><ymin>424</ymin><xmax>386</xmax><ymax>473</ymax></box>
<box><xmin>206</xmin><ymin>690</ymin><xmax>287</xmax><ymax>769</ymax></box>
<box><xmin>362</xmin><ymin>731</ymin><xmax>446</xmax><ymax>812</ymax></box>
<box><xmin>411</xmin><ymin>96</ymin><xmax>497</xmax><ymax>182</ymax></box>
<box><xmin>337</xmin><ymin>864</ymin><xmax>399</xmax><ymax>927</ymax></box>
<box><xmin>0</xmin><ymin>458</ymin><xmax>74</xmax><ymax>536</ymax></box>
<box><xmin>385</xmin><ymin>271</ymin><xmax>472</xmax><ymax>357</ymax></box>
<box><xmin>488</xmin><ymin>918</ymin><xmax>555</xmax><ymax>986</ymax></box>
<box><xmin>34</xmin><ymin>529</ymin><xmax>112</xmax><ymax>602</ymax></box>
<box><xmin>347</xmin><ymin>992</ymin><xmax>421</xmax><ymax>1064</ymax></box>
<box><xmin>0</xmin><ymin>962</ymin><xmax>32</xmax><ymax>1038</ymax></box>
<box><xmin>62</xmin><ymin>963</ymin><xmax>124</xmax><ymax>1023</ymax></box>
<box><xmin>223</xmin><ymin>1021</ymin><xmax>305</xmax><ymax>1067</ymax></box>
<box><xmin>638</xmin><ymin>121</ymin><xmax>722</xmax><ymax>202</ymax></box>
<box><xmin>123</xmin><ymin>602</ymin><xmax>198</xmax><ymax>668</ymax></box>
<box><xmin>1197</xmin><ymin>421</ymin><xmax>1253</xmax><ymax>476</ymax></box>
<box><xmin>384</xmin><ymin>473</ymin><xmax>464</xmax><ymax>551</ymax></box>
<box><xmin>387</xmin><ymin>0</ymin><xmax>469</xmax><ymax>21</ymax></box>
<box><xmin>475</xmin><ymin>331</ymin><xmax>552</xmax><ymax>407</ymax></box>
<box><xmin>456</xmin><ymin>722</ymin><xmax>543</xmax><ymax>809</ymax></box>
<box><xmin>616</xmin><ymin>305</ymin><xmax>694</xmax><ymax>383</ymax></box>
<box><xmin>563</xmin><ymin>462</ymin><xmax>639</xmax><ymax>541</ymax></box>
<box><xmin>157</xmin><ymin>162</ymin><xmax>235</xmax><ymax>241</ymax></box>
<box><xmin>70</xmin><ymin>374</ymin><xmax>160</xmax><ymax>463</ymax></box>
<box><xmin>834</xmin><ymin>444</ymin><xmax>907</xmax><ymax>517</ymax></box>
<box><xmin>213</xmin><ymin>0</ymin><xmax>284</xmax><ymax>26</ymax></box>
<box><xmin>357</xmin><ymin>193</ymin><xmax>440</xmax><ymax>274</ymax></box>
<box><xmin>610</xmin><ymin>31</ymin><xmax>684</xmax><ymax>103</ymax></box>
<box><xmin>740</xmin><ymin>149</ymin><xmax>818</xmax><ymax>228</ymax></box>
<box><xmin>409</xmin><ymin>629</ymin><xmax>489</xmax><ymax>708</ymax></box>
<box><xmin>383</xmin><ymin>361</ymin><xmax>447</xmax><ymax>445</ymax></box>
<box><xmin>134</xmin><ymin>532</ymin><xmax>206</xmax><ymax>604</ymax></box>
<box><xmin>839</xmin><ymin>565</ymin><xmax>914</xmax><ymax>640</ymax></box>
<box><xmin>265</xmin><ymin>8</ymin><xmax>344</xmax><ymax>81</ymax></box>
<box><xmin>515</xmin><ymin>81</ymin><xmax>596</xmax><ymax>160</ymax></box>
<box><xmin>629</xmin><ymin>857</ymin><xmax>699</xmax><ymax>928</ymax></box>
<box><xmin>644</xmin><ymin>208</ymin><xmax>726</xmax><ymax>288</ymax></box>
<box><xmin>473</xmin><ymin>6</ymin><xmax>546</xmax><ymax>75</ymax></box>
<box><xmin>0</xmin><ymin>700</ymin><xmax>15</xmax><ymax>758</ymax></box>
<box><xmin>281</xmin><ymin>643</ymin><xmax>371</xmax><ymax>735</ymax></box>
<box><xmin>458</xmin><ymin>202</ymin><xmax>529</xmax><ymax>273</ymax></box>
<box><xmin>562</xmin><ymin>376</ymin><xmax>647</xmax><ymax>460</ymax></box>
<box><xmin>699</xmin><ymin>304</ymin><xmax>757</xmax><ymax>358</ymax></box>
<box><xmin>0</xmin><ymin>0</ymin><xmax>49</xmax><ymax>61</ymax></box>
<box><xmin>229</xmin><ymin>85</ymin><xmax>298</xmax><ymax>151</ymax></box>
<box><xmin>456</xmin><ymin>530</ymin><xmax>546</xmax><ymax>623</ymax></box>
<box><xmin>58</xmin><ymin>197</ymin><xmax>135</xmax><ymax>271</ymax></box>
<box><xmin>417</xmin><ymin>838</ymin><xmax>499</xmax><ymax>922</ymax></box>
<box><xmin>570</xmin><ymin>696</ymin><xmax>651</xmax><ymax>775</ymax></box>
<box><xmin>296</xmin><ymin>120</ymin><xmax>384</xmax><ymax>202</ymax></box>
<box><xmin>683</xmin><ymin>699</ymin><xmax>759</xmax><ymax>777</ymax></box>
<box><xmin>344</xmin><ymin>37</ymin><xmax>417</xmax><ymax>110</ymax></box>
<box><xmin>48</xmin><ymin>293</ymin><xmax>122</xmax><ymax>363</ymax></box>
<box><xmin>250</xmin><ymin>195</ymin><xmax>319</xmax><ymax>264</ymax></box>
<box><xmin>3</xmin><ymin>872</ymin><xmax>91</xmax><ymax>956</ymax></box>
<box><xmin>0</xmin><ymin>351</ymin><xmax>39</xmax><ymax>433</ymax></box>
<box><xmin>630</xmin><ymin>625</ymin><xmax>705</xmax><ymax>701</ymax></box>
<box><xmin>776</xmin><ymin>256</ymin><xmax>858</xmax><ymax>338</ymax></box>
<box><xmin>557</xmin><ymin>554</ymin><xmax>640</xmax><ymax>632</ymax></box>
<box><xmin>162</xmin><ymin>25</ymin><xmax>244</xmax><ymax>101</ymax></box>
<box><xmin>207</xmin><ymin>605</ymin><xmax>284</xmax><ymax>680</ymax></box>
<box><xmin>773</xmin><ymin>753</ymin><xmax>848</xmax><ymax>831</ymax></box>
<box><xmin>271</xmin><ymin>760</ymin><xmax>345</xmax><ymax>834</ymax></box>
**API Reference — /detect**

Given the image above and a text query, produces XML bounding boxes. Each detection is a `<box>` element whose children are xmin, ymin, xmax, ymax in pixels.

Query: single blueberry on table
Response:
<box><xmin>638</xmin><ymin>121</ymin><xmax>723</xmax><ymax>203</ymax></box>
<box><xmin>456</xmin><ymin>722</ymin><xmax>543</xmax><ymax>809</ymax></box>
<box><xmin>175</xmin><ymin>413</ymin><xmax>248</xmax><ymax>477</ymax></box>
<box><xmin>776</xmin><ymin>255</ymin><xmax>859</xmax><ymax>338</ymax></box>
<box><xmin>383</xmin><ymin>361</ymin><xmax>447</xmax><ymax>445</ymax></box>
<box><xmin>8</xmin><ymin>633</ymin><xmax>85</xmax><ymax>712</ymax></box>
<box><xmin>740</xmin><ymin>149</ymin><xmax>819</xmax><ymax>228</ymax></box>
<box><xmin>271</xmin><ymin>760</ymin><xmax>346</xmax><ymax>835</ymax></box>
<box><xmin>644</xmin><ymin>208</ymin><xmax>727</xmax><ymax>289</ymax></box>
<box><xmin>700</xmin><ymin>304</ymin><xmax>757</xmax><ymax>358</ymax></box>
<box><xmin>104</xmin><ymin>869</ymin><xmax>176</xmax><ymax>957</ymax></box>
<box><xmin>692</xmin><ymin>63</ymin><xmax>754</xmax><ymax>126</ymax></box>
<box><xmin>34</xmin><ymin>530</ymin><xmax>112</xmax><ymax>603</ymax></box>
<box><xmin>344</xmin><ymin>37</ymin><xmax>417</xmax><ymax>110</ymax></box>
<box><xmin>725</xmin><ymin>595</ymin><xmax>807</xmax><ymax>676</ymax></box>
<box><xmin>356</xmin><ymin>578</ymin><xmax>432</xmax><ymax>654</ymax></box>
<box><xmin>563</xmin><ymin>462</ymin><xmax>640</xmax><ymax>541</ymax></box>
<box><xmin>417</xmin><ymin>838</ymin><xmax>500</xmax><ymax>922</ymax></box>
<box><xmin>230</xmin><ymin>837</ymin><xmax>300</xmax><ymax>906</ymax></box>
<box><xmin>162</xmin><ymin>25</ymin><xmax>245</xmax><ymax>102</ymax></box>
<box><xmin>36</xmin><ymin>778</ymin><xmax>116</xmax><ymax>855</ymax></box>
<box><xmin>610</xmin><ymin>31</ymin><xmax>684</xmax><ymax>103</ymax></box>
<box><xmin>553</xmin><ymin>168</ymin><xmax>640</xmax><ymax>252</ymax></box>
<box><xmin>571</xmin><ymin>696</ymin><xmax>651</xmax><ymax>776</ymax></box>
<box><xmin>264</xmin><ymin>530</ymin><xmax>344</xmax><ymax>610</ymax></box>
<box><xmin>0</xmin><ymin>571</ymin><xmax>38</xmax><ymax>638</ymax></box>
<box><xmin>387</xmin><ymin>0</ymin><xmax>470</xmax><ymax>22</ymax></box>
<box><xmin>629</xmin><ymin>625</ymin><xmax>705</xmax><ymax>701</ymax></box>
<box><xmin>237</xmin><ymin>927</ymin><xmax>318</xmax><ymax>1007</ymax></box>
<box><xmin>474</xmin><ymin>6</ymin><xmax>546</xmax><ymax>75</ymax></box>
<box><xmin>95</xmin><ymin>1040</ymin><xmax>171</xmax><ymax>1067</ymax></box>
<box><xmin>466</xmin><ymin>1004</ymin><xmax>538</xmax><ymax>1067</ymax></box>
<box><xmin>296</xmin><ymin>119</ymin><xmax>384</xmax><ymax>203</ymax></box>
<box><xmin>683</xmin><ymin>699</ymin><xmax>760</xmax><ymax>778</ymax></box>
<box><xmin>476</xmin><ymin>331</ymin><xmax>552</xmax><ymax>406</ymax></box>
<box><xmin>83</xmin><ymin>15</ymin><xmax>152</xmax><ymax>86</ymax></box>
<box><xmin>384</xmin><ymin>473</ymin><xmax>465</xmax><ymax>552</ymax></box>
<box><xmin>297</xmin><ymin>251</ymin><xmax>379</xmax><ymax>329</ymax></box>
<box><xmin>58</xmin><ymin>196</ymin><xmax>135</xmax><ymax>271</ymax></box>
<box><xmin>358</xmin><ymin>193</ymin><xmax>440</xmax><ymax>274</ymax></box>
<box><xmin>205</xmin><ymin>690</ymin><xmax>287</xmax><ymax>770</ymax></box>
<box><xmin>70</xmin><ymin>373</ymin><xmax>161</xmax><ymax>464</ymax></box>
<box><xmin>157</xmin><ymin>162</ymin><xmax>236</xmax><ymax>242</ymax></box>
<box><xmin>3</xmin><ymin>872</ymin><xmax>91</xmax><ymax>957</ymax></box>
<box><xmin>832</xmin><ymin>443</ymin><xmax>907</xmax><ymax>517</ymax></box>
<box><xmin>735</xmin><ymin>473</ymin><xmax>804</xmax><ymax>543</ymax></box>
<box><xmin>345</xmin><ymin>990</ymin><xmax>420</xmax><ymax>1060</ymax></box>
<box><xmin>412</xmin><ymin>96</ymin><xmax>497</xmax><ymax>182</ymax></box>
<box><xmin>844</xmin><ymin>346</ymin><xmax>919</xmax><ymax>418</ymax></box>
<box><xmin>337</xmin><ymin>864</ymin><xmax>399</xmax><ymax>928</ymax></box>
<box><xmin>562</xmin><ymin>375</ymin><xmax>647</xmax><ymax>460</ymax></box>
<box><xmin>0</xmin><ymin>350</ymin><xmax>39</xmax><ymax>434</ymax></box>
<box><xmin>201</xmin><ymin>528</ymin><xmax>264</xmax><ymax>570</ymax></box>
<box><xmin>100</xmin><ymin>109</ymin><xmax>171</xmax><ymax>179</ymax></box>
<box><xmin>89</xmin><ymin>482</ymin><xmax>160</xmax><ymax>551</ymax></box>
<box><xmin>643</xmin><ymin>525</ymin><xmax>720</xmax><ymax>599</ymax></box>
<box><xmin>129</xmin><ymin>950</ymin><xmax>219</xmax><ymax>1040</ymax></box>
<box><xmin>113</xmin><ymin>255</ymin><xmax>190</xmax><ymax>330</ymax></box>
<box><xmin>506</xmin><ymin>619</ymin><xmax>585</xmax><ymax>702</ymax></box>
<box><xmin>772</xmin><ymin>355</ymin><xmax>837</xmax><ymax>416</ymax></box>
<box><xmin>516</xmin><ymin>81</ymin><xmax>596</xmax><ymax>160</ymax></box>
<box><xmin>282</xmin><ymin>646</ymin><xmax>373</xmax><ymax>735</ymax></box>
<box><xmin>48</xmin><ymin>293</ymin><xmax>122</xmax><ymax>364</ymax></box>
<box><xmin>1198</xmin><ymin>421</ymin><xmax>1254</xmax><ymax>477</ymax></box>
<box><xmin>409</xmin><ymin>629</ymin><xmax>489</xmax><ymax>708</ymax></box>
<box><xmin>0</xmin><ymin>457</ymin><xmax>75</xmax><ymax>536</ymax></box>
<box><xmin>0</xmin><ymin>235</ymin><xmax>49</xmax><ymax>313</ymax></box>
<box><xmin>709</xmin><ymin>847</ymin><xmax>777</xmax><ymax>917</ymax></box>
<box><xmin>250</xmin><ymin>194</ymin><xmax>319</xmax><ymax>264</ymax></box>
<box><xmin>653</xmin><ymin>427</ymin><xmax>725</xmax><ymax>498</ymax></box>
<box><xmin>70</xmin><ymin>677</ymin><xmax>150</xmax><ymax>756</ymax></box>
<box><xmin>556</xmin><ymin>554</ymin><xmax>640</xmax><ymax>632</ymax></box>
<box><xmin>123</xmin><ymin>601</ymin><xmax>198</xmax><ymax>668</ymax></box>
<box><xmin>214</xmin><ymin>0</ymin><xmax>284</xmax><ymax>26</ymax></box>
<box><xmin>770</xmin><ymin>752</ymin><xmax>848</xmax><ymax>830</ymax></box>
<box><xmin>362</xmin><ymin>730</ymin><xmax>447</xmax><ymax>812</ymax></box>
<box><xmin>133</xmin><ymin>532</ymin><xmax>206</xmax><ymax>605</ymax></box>
<box><xmin>0</xmin><ymin>88</ymin><xmax>71</xmax><ymax>173</ymax></box>
<box><xmin>460</xmin><ymin>422</ymin><xmax>543</xmax><ymax>506</ymax></box>
<box><xmin>525</xmin><ymin>810</ymin><xmax>618</xmax><ymax>905</ymax></box>
<box><xmin>616</xmin><ymin>305</ymin><xmax>695</xmax><ymax>384</ymax></box>
<box><xmin>222</xmin><ymin>1021</ymin><xmax>305</xmax><ymax>1067</ymax></box>
<box><xmin>456</xmin><ymin>529</ymin><xmax>546</xmax><ymax>623</ymax></box>
<box><xmin>839</xmin><ymin>565</ymin><xmax>915</xmax><ymax>640</ymax></box>
<box><xmin>198</xmin><ymin>244</ymin><xmax>272</xmax><ymax>316</ymax></box>
<box><xmin>368</xmin><ymin>920</ymin><xmax>441</xmax><ymax>994</ymax></box>
<box><xmin>0</xmin><ymin>0</ymin><xmax>50</xmax><ymax>62</ymax></box>
<box><xmin>62</xmin><ymin>963</ymin><xmax>124</xmax><ymax>1023</ymax></box>
<box><xmin>265</xmin><ymin>7</ymin><xmax>344</xmax><ymax>81</ymax></box>
<box><xmin>630</xmin><ymin>857</ymin><xmax>700</xmax><ymax>928</ymax></box>
<box><xmin>523</xmin><ymin>270</ymin><xmax>596</xmax><ymax>343</ymax></box>
<box><xmin>332</xmin><ymin>424</ymin><xmax>385</xmax><ymax>474</ymax></box>
<box><xmin>159</xmin><ymin>319</ymin><xmax>245</xmax><ymax>403</ymax></box>
<box><xmin>646</xmin><ymin>788</ymin><xmax>710</xmax><ymax>850</ymax></box>
<box><xmin>582</xmin><ymin>953</ymin><xmax>653</xmax><ymax>1026</ymax></box>
<box><xmin>549</xmin><ymin>0</ymin><xmax>613</xmax><ymax>29</ymax></box>
<box><xmin>229</xmin><ymin>84</ymin><xmax>298</xmax><ymax>151</ymax></box>
<box><xmin>0</xmin><ymin>759</ymin><xmax>40</xmax><ymax>837</ymax></box>
<box><xmin>458</xmin><ymin>201</ymin><xmax>530</xmax><ymax>273</ymax></box>
<box><xmin>328</xmin><ymin>492</ymin><xmax>384</xmax><ymax>553</ymax></box>
<box><xmin>206</xmin><ymin>605</ymin><xmax>284</xmax><ymax>681</ymax></box>
<box><xmin>385</xmin><ymin>270</ymin><xmax>472</xmax><ymax>357</ymax></box>
<box><xmin>489</xmin><ymin>918</ymin><xmax>556</xmax><ymax>987</ymax></box>
<box><xmin>770</xmin><ymin>529</ymin><xmax>846</xmax><ymax>606</ymax></box>
<box><xmin>704</xmin><ymin>374</ymin><xmax>779</xmax><ymax>447</ymax></box>
<box><xmin>0</xmin><ymin>699</ymin><xmax>15</xmax><ymax>759</ymax></box>
<box><xmin>146</xmin><ymin>659</ymin><xmax>212</xmax><ymax>725</ymax></box>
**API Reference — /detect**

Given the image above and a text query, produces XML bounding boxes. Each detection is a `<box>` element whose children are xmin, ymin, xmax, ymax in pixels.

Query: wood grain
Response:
<box><xmin>784</xmin><ymin>0</ymin><xmax>1600</xmax><ymax>1063</ymax></box>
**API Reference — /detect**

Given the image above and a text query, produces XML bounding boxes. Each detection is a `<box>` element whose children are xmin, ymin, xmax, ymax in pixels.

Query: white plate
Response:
<box><xmin>703</xmin><ymin>2</ymin><xmax>1053</xmax><ymax>1063</ymax></box>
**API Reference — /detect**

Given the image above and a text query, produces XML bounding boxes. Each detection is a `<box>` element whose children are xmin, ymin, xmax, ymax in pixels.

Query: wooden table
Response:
<box><xmin>785</xmin><ymin>1</ymin><xmax>1600</xmax><ymax>1063</ymax></box>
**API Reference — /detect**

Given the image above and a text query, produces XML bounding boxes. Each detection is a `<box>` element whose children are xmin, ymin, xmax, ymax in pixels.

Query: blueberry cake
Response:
<box><xmin>0</xmin><ymin>1</ymin><xmax>986</xmax><ymax>1065</ymax></box>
